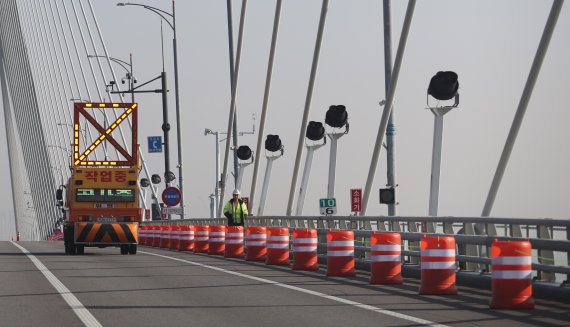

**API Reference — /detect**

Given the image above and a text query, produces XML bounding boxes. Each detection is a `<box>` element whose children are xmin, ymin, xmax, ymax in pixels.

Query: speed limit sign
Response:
<box><xmin>319</xmin><ymin>198</ymin><xmax>337</xmax><ymax>216</ymax></box>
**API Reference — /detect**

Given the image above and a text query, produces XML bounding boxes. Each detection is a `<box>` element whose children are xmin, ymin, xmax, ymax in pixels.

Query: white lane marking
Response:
<box><xmin>141</xmin><ymin>250</ymin><xmax>448</xmax><ymax>327</ymax></box>
<box><xmin>11</xmin><ymin>242</ymin><xmax>102</xmax><ymax>327</ymax></box>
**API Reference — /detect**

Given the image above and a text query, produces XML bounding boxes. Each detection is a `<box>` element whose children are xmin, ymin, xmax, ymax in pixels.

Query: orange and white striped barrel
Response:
<box><xmin>327</xmin><ymin>230</ymin><xmax>356</xmax><ymax>277</ymax></box>
<box><xmin>208</xmin><ymin>225</ymin><xmax>226</xmax><ymax>255</ymax></box>
<box><xmin>144</xmin><ymin>226</ymin><xmax>153</xmax><ymax>246</ymax></box>
<box><xmin>151</xmin><ymin>225</ymin><xmax>161</xmax><ymax>247</ymax></box>
<box><xmin>139</xmin><ymin>225</ymin><xmax>147</xmax><ymax>246</ymax></box>
<box><xmin>266</xmin><ymin>227</ymin><xmax>290</xmax><ymax>265</ymax></box>
<box><xmin>490</xmin><ymin>240</ymin><xmax>534</xmax><ymax>309</ymax></box>
<box><xmin>370</xmin><ymin>232</ymin><xmax>403</xmax><ymax>284</ymax></box>
<box><xmin>160</xmin><ymin>225</ymin><xmax>171</xmax><ymax>249</ymax></box>
<box><xmin>225</xmin><ymin>226</ymin><xmax>244</xmax><ymax>258</ymax></box>
<box><xmin>292</xmin><ymin>228</ymin><xmax>318</xmax><ymax>270</ymax></box>
<box><xmin>178</xmin><ymin>225</ymin><xmax>195</xmax><ymax>251</ymax></box>
<box><xmin>419</xmin><ymin>235</ymin><xmax>458</xmax><ymax>295</ymax></box>
<box><xmin>169</xmin><ymin>225</ymin><xmax>180</xmax><ymax>250</ymax></box>
<box><xmin>194</xmin><ymin>225</ymin><xmax>209</xmax><ymax>253</ymax></box>
<box><xmin>246</xmin><ymin>226</ymin><xmax>267</xmax><ymax>261</ymax></box>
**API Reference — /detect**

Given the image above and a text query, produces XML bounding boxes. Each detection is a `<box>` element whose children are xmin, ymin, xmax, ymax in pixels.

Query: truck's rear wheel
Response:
<box><xmin>128</xmin><ymin>244</ymin><xmax>137</xmax><ymax>255</ymax></box>
<box><xmin>120</xmin><ymin>245</ymin><xmax>129</xmax><ymax>255</ymax></box>
<box><xmin>76</xmin><ymin>245</ymin><xmax>85</xmax><ymax>255</ymax></box>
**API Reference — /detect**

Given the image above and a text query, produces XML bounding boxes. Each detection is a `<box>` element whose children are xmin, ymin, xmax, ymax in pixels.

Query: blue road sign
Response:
<box><xmin>148</xmin><ymin>136</ymin><xmax>162</xmax><ymax>153</ymax></box>
<box><xmin>162</xmin><ymin>186</ymin><xmax>181</xmax><ymax>207</ymax></box>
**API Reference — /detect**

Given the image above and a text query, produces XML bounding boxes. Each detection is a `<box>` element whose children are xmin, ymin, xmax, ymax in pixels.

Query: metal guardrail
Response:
<box><xmin>142</xmin><ymin>215</ymin><xmax>570</xmax><ymax>285</ymax></box>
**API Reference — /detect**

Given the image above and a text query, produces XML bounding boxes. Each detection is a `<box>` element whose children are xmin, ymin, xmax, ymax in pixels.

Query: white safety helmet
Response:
<box><xmin>233</xmin><ymin>189</ymin><xmax>240</xmax><ymax>196</ymax></box>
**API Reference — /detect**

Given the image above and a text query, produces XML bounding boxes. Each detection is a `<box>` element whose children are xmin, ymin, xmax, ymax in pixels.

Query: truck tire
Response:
<box><xmin>120</xmin><ymin>245</ymin><xmax>129</xmax><ymax>255</ymax></box>
<box><xmin>63</xmin><ymin>224</ymin><xmax>75</xmax><ymax>255</ymax></box>
<box><xmin>76</xmin><ymin>245</ymin><xmax>85</xmax><ymax>255</ymax></box>
<box><xmin>128</xmin><ymin>244</ymin><xmax>137</xmax><ymax>255</ymax></box>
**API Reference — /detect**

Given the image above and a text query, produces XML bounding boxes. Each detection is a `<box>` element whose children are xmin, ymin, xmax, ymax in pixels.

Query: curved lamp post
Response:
<box><xmin>295</xmin><ymin>121</ymin><xmax>326</xmax><ymax>216</ymax></box>
<box><xmin>117</xmin><ymin>1</ymin><xmax>185</xmax><ymax>217</ymax></box>
<box><xmin>426</xmin><ymin>71</ymin><xmax>459</xmax><ymax>231</ymax></box>
<box><xmin>325</xmin><ymin>105</ymin><xmax>349</xmax><ymax>200</ymax></box>
<box><xmin>235</xmin><ymin>145</ymin><xmax>253</xmax><ymax>191</ymax></box>
<box><xmin>257</xmin><ymin>135</ymin><xmax>284</xmax><ymax>216</ymax></box>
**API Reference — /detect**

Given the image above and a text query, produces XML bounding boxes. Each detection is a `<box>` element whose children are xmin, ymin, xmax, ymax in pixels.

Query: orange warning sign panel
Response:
<box><xmin>74</xmin><ymin>222</ymin><xmax>138</xmax><ymax>244</ymax></box>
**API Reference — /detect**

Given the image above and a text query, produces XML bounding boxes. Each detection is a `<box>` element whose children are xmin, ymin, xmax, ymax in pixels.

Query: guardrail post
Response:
<box><xmin>538</xmin><ymin>224</ymin><xmax>555</xmax><ymax>282</ymax></box>
<box><xmin>567</xmin><ymin>225</ymin><xmax>570</xmax><ymax>285</ymax></box>
<box><xmin>407</xmin><ymin>221</ymin><xmax>419</xmax><ymax>264</ymax></box>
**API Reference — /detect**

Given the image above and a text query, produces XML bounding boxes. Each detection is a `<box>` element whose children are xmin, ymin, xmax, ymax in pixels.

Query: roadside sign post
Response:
<box><xmin>319</xmin><ymin>198</ymin><xmax>337</xmax><ymax>216</ymax></box>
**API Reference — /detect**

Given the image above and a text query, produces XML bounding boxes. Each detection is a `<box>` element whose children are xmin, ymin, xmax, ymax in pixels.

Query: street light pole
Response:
<box><xmin>161</xmin><ymin>71</ymin><xmax>171</xmax><ymax>188</ymax></box>
<box><xmin>117</xmin><ymin>1</ymin><xmax>184</xmax><ymax>217</ymax></box>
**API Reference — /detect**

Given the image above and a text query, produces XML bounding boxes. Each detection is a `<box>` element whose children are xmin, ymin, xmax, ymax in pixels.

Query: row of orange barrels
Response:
<box><xmin>139</xmin><ymin>225</ymin><xmax>534</xmax><ymax>310</ymax></box>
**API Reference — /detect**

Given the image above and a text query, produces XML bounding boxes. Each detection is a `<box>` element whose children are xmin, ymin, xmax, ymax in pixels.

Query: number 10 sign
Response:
<box><xmin>319</xmin><ymin>198</ymin><xmax>337</xmax><ymax>216</ymax></box>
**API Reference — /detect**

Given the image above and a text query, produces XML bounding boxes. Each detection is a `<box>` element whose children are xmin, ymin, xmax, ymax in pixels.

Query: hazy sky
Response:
<box><xmin>1</xmin><ymin>0</ymin><xmax>569</xmax><ymax>239</ymax></box>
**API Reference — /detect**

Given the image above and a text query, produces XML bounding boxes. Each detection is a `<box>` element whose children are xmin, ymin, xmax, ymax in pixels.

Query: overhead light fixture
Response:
<box><xmin>140</xmin><ymin>178</ymin><xmax>150</xmax><ymax>188</ymax></box>
<box><xmin>164</xmin><ymin>171</ymin><xmax>176</xmax><ymax>183</ymax></box>
<box><xmin>236</xmin><ymin>145</ymin><xmax>253</xmax><ymax>161</ymax></box>
<box><xmin>428</xmin><ymin>71</ymin><xmax>459</xmax><ymax>101</ymax></box>
<box><xmin>306</xmin><ymin>121</ymin><xmax>325</xmax><ymax>141</ymax></box>
<box><xmin>264</xmin><ymin>135</ymin><xmax>282</xmax><ymax>152</ymax></box>
<box><xmin>325</xmin><ymin>105</ymin><xmax>348</xmax><ymax>128</ymax></box>
<box><xmin>151</xmin><ymin>174</ymin><xmax>161</xmax><ymax>185</ymax></box>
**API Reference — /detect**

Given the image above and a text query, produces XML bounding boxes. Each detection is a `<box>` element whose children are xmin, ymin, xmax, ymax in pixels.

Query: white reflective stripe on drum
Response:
<box><xmin>328</xmin><ymin>241</ymin><xmax>354</xmax><ymax>247</ymax></box>
<box><xmin>492</xmin><ymin>256</ymin><xmax>532</xmax><ymax>265</ymax></box>
<box><xmin>179</xmin><ymin>232</ymin><xmax>195</xmax><ymax>236</ymax></box>
<box><xmin>209</xmin><ymin>238</ymin><xmax>225</xmax><ymax>242</ymax></box>
<box><xmin>421</xmin><ymin>249</ymin><xmax>455</xmax><ymax>257</ymax></box>
<box><xmin>371</xmin><ymin>255</ymin><xmax>401</xmax><ymax>262</ymax></box>
<box><xmin>371</xmin><ymin>245</ymin><xmax>401</xmax><ymax>252</ymax></box>
<box><xmin>492</xmin><ymin>270</ymin><xmax>532</xmax><ymax>279</ymax></box>
<box><xmin>195</xmin><ymin>237</ymin><xmax>209</xmax><ymax>241</ymax></box>
<box><xmin>247</xmin><ymin>241</ymin><xmax>266</xmax><ymax>246</ymax></box>
<box><xmin>327</xmin><ymin>250</ymin><xmax>354</xmax><ymax>257</ymax></box>
<box><xmin>226</xmin><ymin>233</ymin><xmax>243</xmax><ymax>237</ymax></box>
<box><xmin>293</xmin><ymin>246</ymin><xmax>317</xmax><ymax>252</ymax></box>
<box><xmin>225</xmin><ymin>240</ymin><xmax>244</xmax><ymax>244</ymax></box>
<box><xmin>179</xmin><ymin>236</ymin><xmax>194</xmax><ymax>240</ymax></box>
<box><xmin>268</xmin><ymin>236</ymin><xmax>289</xmax><ymax>241</ymax></box>
<box><xmin>170</xmin><ymin>236</ymin><xmax>179</xmax><ymax>240</ymax></box>
<box><xmin>247</xmin><ymin>234</ymin><xmax>266</xmax><ymax>240</ymax></box>
<box><xmin>293</xmin><ymin>238</ymin><xmax>317</xmax><ymax>244</ymax></box>
<box><xmin>267</xmin><ymin>243</ymin><xmax>289</xmax><ymax>249</ymax></box>
<box><xmin>209</xmin><ymin>232</ymin><xmax>225</xmax><ymax>237</ymax></box>
<box><xmin>420</xmin><ymin>261</ymin><xmax>456</xmax><ymax>269</ymax></box>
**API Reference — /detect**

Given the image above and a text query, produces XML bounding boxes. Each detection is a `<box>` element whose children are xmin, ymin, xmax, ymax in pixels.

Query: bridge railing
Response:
<box><xmin>142</xmin><ymin>215</ymin><xmax>570</xmax><ymax>286</ymax></box>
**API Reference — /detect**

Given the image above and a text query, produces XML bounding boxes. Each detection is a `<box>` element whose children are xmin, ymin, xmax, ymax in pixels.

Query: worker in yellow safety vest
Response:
<box><xmin>223</xmin><ymin>189</ymin><xmax>249</xmax><ymax>226</ymax></box>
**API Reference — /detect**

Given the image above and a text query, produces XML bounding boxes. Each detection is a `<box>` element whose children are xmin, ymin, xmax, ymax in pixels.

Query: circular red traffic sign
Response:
<box><xmin>162</xmin><ymin>186</ymin><xmax>181</xmax><ymax>207</ymax></box>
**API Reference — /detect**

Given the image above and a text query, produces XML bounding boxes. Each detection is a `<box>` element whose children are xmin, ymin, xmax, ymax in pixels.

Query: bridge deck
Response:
<box><xmin>1</xmin><ymin>241</ymin><xmax>568</xmax><ymax>327</ymax></box>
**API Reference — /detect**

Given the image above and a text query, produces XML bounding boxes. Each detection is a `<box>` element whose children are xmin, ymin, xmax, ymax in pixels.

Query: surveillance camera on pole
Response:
<box><xmin>257</xmin><ymin>135</ymin><xmax>284</xmax><ymax>216</ymax></box>
<box><xmin>295</xmin><ymin>121</ymin><xmax>326</xmax><ymax>216</ymax></box>
<box><xmin>325</xmin><ymin>105</ymin><xmax>349</xmax><ymax>199</ymax></box>
<box><xmin>426</xmin><ymin>71</ymin><xmax>459</xmax><ymax>227</ymax></box>
<box><xmin>235</xmin><ymin>145</ymin><xmax>254</xmax><ymax>191</ymax></box>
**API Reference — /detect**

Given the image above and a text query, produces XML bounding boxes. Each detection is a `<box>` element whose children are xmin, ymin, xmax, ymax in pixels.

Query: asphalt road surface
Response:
<box><xmin>1</xmin><ymin>241</ymin><xmax>568</xmax><ymax>327</ymax></box>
